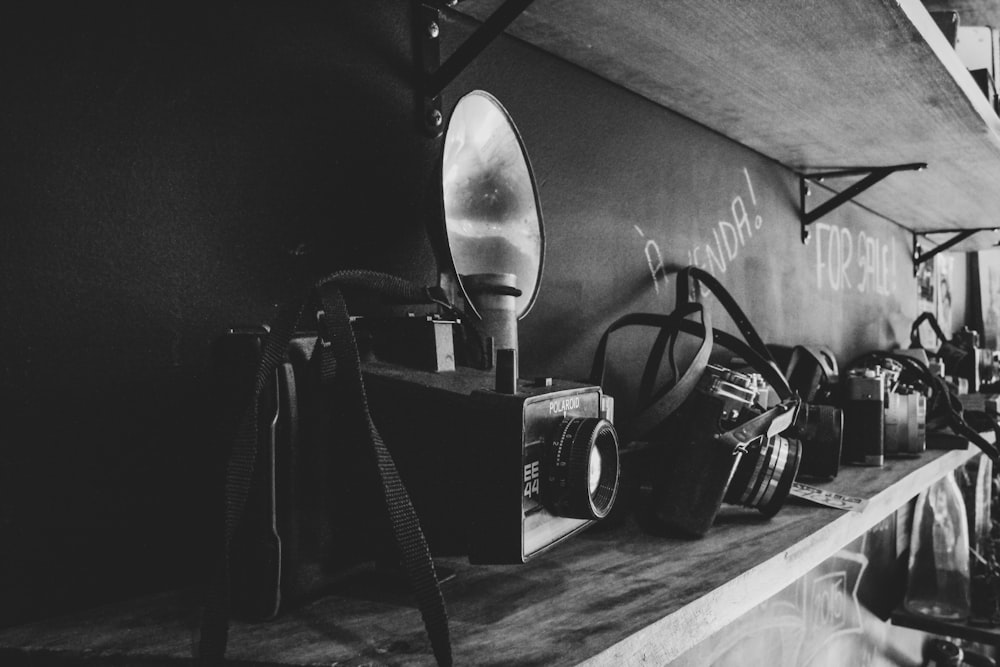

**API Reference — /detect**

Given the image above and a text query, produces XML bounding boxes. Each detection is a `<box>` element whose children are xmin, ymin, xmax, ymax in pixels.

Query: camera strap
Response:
<box><xmin>675</xmin><ymin>266</ymin><xmax>785</xmax><ymax>383</ymax></box>
<box><xmin>639</xmin><ymin>266</ymin><xmax>790</xmax><ymax>400</ymax></box>
<box><xmin>847</xmin><ymin>350</ymin><xmax>1000</xmax><ymax>465</ymax></box>
<box><xmin>199</xmin><ymin>270</ymin><xmax>452</xmax><ymax>667</ymax></box>
<box><xmin>717</xmin><ymin>400</ymin><xmax>798</xmax><ymax>455</ymax></box>
<box><xmin>590</xmin><ymin>303</ymin><xmax>713</xmax><ymax>443</ymax></box>
<box><xmin>909</xmin><ymin>311</ymin><xmax>949</xmax><ymax>349</ymax></box>
<box><xmin>785</xmin><ymin>345</ymin><xmax>838</xmax><ymax>402</ymax></box>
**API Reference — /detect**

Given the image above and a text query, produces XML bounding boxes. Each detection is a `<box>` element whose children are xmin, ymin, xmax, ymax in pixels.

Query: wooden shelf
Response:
<box><xmin>0</xmin><ymin>440</ymin><xmax>982</xmax><ymax>666</ymax></box>
<box><xmin>452</xmin><ymin>0</ymin><xmax>1000</xmax><ymax>249</ymax></box>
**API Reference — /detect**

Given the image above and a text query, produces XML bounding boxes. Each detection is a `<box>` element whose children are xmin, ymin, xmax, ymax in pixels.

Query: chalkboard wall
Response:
<box><xmin>0</xmin><ymin>2</ymin><xmax>955</xmax><ymax>624</ymax></box>
<box><xmin>442</xmin><ymin>14</ymin><xmax>923</xmax><ymax>416</ymax></box>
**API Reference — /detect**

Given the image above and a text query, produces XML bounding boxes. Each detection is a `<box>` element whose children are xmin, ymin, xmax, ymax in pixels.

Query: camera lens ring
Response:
<box><xmin>726</xmin><ymin>433</ymin><xmax>801</xmax><ymax>517</ymax></box>
<box><xmin>544</xmin><ymin>417</ymin><xmax>620</xmax><ymax>520</ymax></box>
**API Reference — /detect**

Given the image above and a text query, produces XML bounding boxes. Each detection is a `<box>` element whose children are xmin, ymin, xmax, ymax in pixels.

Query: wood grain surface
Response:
<box><xmin>451</xmin><ymin>0</ymin><xmax>1000</xmax><ymax>247</ymax></box>
<box><xmin>0</xmin><ymin>441</ymin><xmax>981</xmax><ymax>666</ymax></box>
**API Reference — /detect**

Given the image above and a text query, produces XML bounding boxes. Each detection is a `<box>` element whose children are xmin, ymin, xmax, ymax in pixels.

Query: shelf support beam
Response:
<box><xmin>799</xmin><ymin>163</ymin><xmax>926</xmax><ymax>242</ymax></box>
<box><xmin>414</xmin><ymin>0</ymin><xmax>535</xmax><ymax>136</ymax></box>
<box><xmin>912</xmin><ymin>227</ymin><xmax>998</xmax><ymax>275</ymax></box>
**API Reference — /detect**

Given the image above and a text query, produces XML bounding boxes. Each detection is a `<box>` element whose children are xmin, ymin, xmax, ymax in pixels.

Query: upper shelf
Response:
<box><xmin>453</xmin><ymin>0</ymin><xmax>1000</xmax><ymax>250</ymax></box>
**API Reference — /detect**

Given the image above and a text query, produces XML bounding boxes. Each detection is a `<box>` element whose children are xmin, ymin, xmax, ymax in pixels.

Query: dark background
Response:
<box><xmin>0</xmin><ymin>1</ymin><xmax>935</xmax><ymax>625</ymax></box>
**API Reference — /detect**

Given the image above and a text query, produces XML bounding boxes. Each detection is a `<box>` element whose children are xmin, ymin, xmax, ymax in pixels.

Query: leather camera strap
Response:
<box><xmin>589</xmin><ymin>304</ymin><xmax>713</xmax><ymax>443</ymax></box>
<box><xmin>670</xmin><ymin>318</ymin><xmax>794</xmax><ymax>402</ymax></box>
<box><xmin>199</xmin><ymin>270</ymin><xmax>452</xmax><ymax>667</ymax></box>
<box><xmin>675</xmin><ymin>266</ymin><xmax>785</xmax><ymax>381</ymax></box>
<box><xmin>909</xmin><ymin>311</ymin><xmax>948</xmax><ymax>349</ymax></box>
<box><xmin>785</xmin><ymin>345</ymin><xmax>839</xmax><ymax>401</ymax></box>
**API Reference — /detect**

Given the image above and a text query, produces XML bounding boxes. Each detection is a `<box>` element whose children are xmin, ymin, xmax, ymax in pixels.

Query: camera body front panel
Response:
<box><xmin>361</xmin><ymin>361</ymin><xmax>615</xmax><ymax>564</ymax></box>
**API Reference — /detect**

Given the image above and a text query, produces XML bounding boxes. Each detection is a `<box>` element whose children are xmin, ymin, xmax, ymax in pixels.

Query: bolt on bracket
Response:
<box><xmin>912</xmin><ymin>227</ymin><xmax>999</xmax><ymax>275</ymax></box>
<box><xmin>799</xmin><ymin>163</ymin><xmax>926</xmax><ymax>243</ymax></box>
<box><xmin>413</xmin><ymin>0</ymin><xmax>536</xmax><ymax>137</ymax></box>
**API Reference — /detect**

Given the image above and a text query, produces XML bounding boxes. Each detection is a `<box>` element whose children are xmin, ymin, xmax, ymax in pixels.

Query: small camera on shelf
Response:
<box><xmin>651</xmin><ymin>363</ymin><xmax>801</xmax><ymax>537</ymax></box>
<box><xmin>788</xmin><ymin>403</ymin><xmax>844</xmax><ymax>480</ymax></box>
<box><xmin>841</xmin><ymin>358</ymin><xmax>928</xmax><ymax>466</ymax></box>
<box><xmin>884</xmin><ymin>382</ymin><xmax>927</xmax><ymax>457</ymax></box>
<box><xmin>779</xmin><ymin>345</ymin><xmax>844</xmax><ymax>480</ymax></box>
<box><xmin>842</xmin><ymin>366</ymin><xmax>887</xmax><ymax>467</ymax></box>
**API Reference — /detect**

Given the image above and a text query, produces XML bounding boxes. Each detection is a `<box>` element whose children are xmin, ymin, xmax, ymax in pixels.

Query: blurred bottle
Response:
<box><xmin>905</xmin><ymin>472</ymin><xmax>971</xmax><ymax>620</ymax></box>
<box><xmin>967</xmin><ymin>455</ymin><xmax>997</xmax><ymax>625</ymax></box>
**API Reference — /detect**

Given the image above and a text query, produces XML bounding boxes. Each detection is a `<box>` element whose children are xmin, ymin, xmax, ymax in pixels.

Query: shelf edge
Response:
<box><xmin>578</xmin><ymin>446</ymin><xmax>981</xmax><ymax>666</ymax></box>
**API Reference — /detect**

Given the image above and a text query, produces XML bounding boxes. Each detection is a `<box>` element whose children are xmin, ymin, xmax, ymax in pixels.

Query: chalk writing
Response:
<box><xmin>685</xmin><ymin>171</ymin><xmax>764</xmax><ymax>277</ymax></box>
<box><xmin>635</xmin><ymin>168</ymin><xmax>765</xmax><ymax>300</ymax></box>
<box><xmin>812</xmin><ymin>222</ymin><xmax>898</xmax><ymax>296</ymax></box>
<box><xmin>705</xmin><ymin>549</ymin><xmax>869</xmax><ymax>666</ymax></box>
<box><xmin>635</xmin><ymin>225</ymin><xmax>666</xmax><ymax>294</ymax></box>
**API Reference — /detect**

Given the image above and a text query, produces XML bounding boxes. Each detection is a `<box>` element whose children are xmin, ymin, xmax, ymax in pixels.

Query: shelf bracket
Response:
<box><xmin>912</xmin><ymin>227</ymin><xmax>998</xmax><ymax>275</ymax></box>
<box><xmin>799</xmin><ymin>163</ymin><xmax>926</xmax><ymax>243</ymax></box>
<box><xmin>414</xmin><ymin>0</ymin><xmax>536</xmax><ymax>137</ymax></box>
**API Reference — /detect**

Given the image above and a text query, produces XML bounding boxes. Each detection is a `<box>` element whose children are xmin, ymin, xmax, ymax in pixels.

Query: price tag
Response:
<box><xmin>790</xmin><ymin>482</ymin><xmax>868</xmax><ymax>512</ymax></box>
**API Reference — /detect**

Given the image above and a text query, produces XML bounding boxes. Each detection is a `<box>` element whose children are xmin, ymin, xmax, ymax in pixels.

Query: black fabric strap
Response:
<box><xmin>910</xmin><ymin>311</ymin><xmax>948</xmax><ymax>349</ymax></box>
<box><xmin>199</xmin><ymin>270</ymin><xmax>451</xmax><ymax>666</ymax></box>
<box><xmin>200</xmin><ymin>297</ymin><xmax>305</xmax><ymax>662</ymax></box>
<box><xmin>314</xmin><ymin>276</ymin><xmax>452</xmax><ymax>667</ymax></box>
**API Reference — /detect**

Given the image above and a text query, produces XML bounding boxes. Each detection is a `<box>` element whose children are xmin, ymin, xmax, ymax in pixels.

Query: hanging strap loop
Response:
<box><xmin>200</xmin><ymin>269</ymin><xmax>452</xmax><ymax>666</ymax></box>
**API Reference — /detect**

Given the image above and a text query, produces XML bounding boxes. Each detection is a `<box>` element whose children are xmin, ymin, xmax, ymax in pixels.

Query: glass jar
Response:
<box><xmin>904</xmin><ymin>471</ymin><xmax>971</xmax><ymax>620</ymax></box>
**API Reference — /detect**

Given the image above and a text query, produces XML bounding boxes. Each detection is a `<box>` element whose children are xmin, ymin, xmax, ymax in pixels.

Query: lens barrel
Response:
<box><xmin>545</xmin><ymin>417</ymin><xmax>620</xmax><ymax>520</ymax></box>
<box><xmin>724</xmin><ymin>433</ymin><xmax>801</xmax><ymax>517</ymax></box>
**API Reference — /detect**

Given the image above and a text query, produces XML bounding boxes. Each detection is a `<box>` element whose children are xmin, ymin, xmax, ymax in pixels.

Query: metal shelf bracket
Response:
<box><xmin>414</xmin><ymin>0</ymin><xmax>535</xmax><ymax>137</ymax></box>
<box><xmin>799</xmin><ymin>163</ymin><xmax>926</xmax><ymax>242</ymax></box>
<box><xmin>912</xmin><ymin>227</ymin><xmax>998</xmax><ymax>275</ymax></box>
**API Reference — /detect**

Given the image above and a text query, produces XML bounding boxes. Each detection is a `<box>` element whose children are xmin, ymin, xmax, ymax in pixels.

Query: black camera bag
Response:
<box><xmin>199</xmin><ymin>270</ymin><xmax>452</xmax><ymax>666</ymax></box>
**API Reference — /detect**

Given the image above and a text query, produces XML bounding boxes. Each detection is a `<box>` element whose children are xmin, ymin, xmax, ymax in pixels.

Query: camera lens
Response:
<box><xmin>545</xmin><ymin>417</ymin><xmax>620</xmax><ymax>520</ymax></box>
<box><xmin>724</xmin><ymin>433</ymin><xmax>801</xmax><ymax>517</ymax></box>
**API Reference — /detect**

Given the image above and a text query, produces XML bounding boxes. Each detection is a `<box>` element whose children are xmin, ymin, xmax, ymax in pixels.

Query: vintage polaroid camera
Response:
<box><xmin>218</xmin><ymin>91</ymin><xmax>620</xmax><ymax>603</ymax></box>
<box><xmin>652</xmin><ymin>363</ymin><xmax>801</xmax><ymax>537</ymax></box>
<box><xmin>357</xmin><ymin>90</ymin><xmax>620</xmax><ymax>563</ymax></box>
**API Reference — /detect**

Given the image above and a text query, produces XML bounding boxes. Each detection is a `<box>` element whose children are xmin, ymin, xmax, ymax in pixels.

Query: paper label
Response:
<box><xmin>790</xmin><ymin>482</ymin><xmax>868</xmax><ymax>512</ymax></box>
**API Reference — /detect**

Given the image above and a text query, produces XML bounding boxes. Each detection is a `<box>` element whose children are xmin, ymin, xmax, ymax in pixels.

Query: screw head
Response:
<box><xmin>427</xmin><ymin>109</ymin><xmax>443</xmax><ymax>128</ymax></box>
<box><xmin>427</xmin><ymin>21</ymin><xmax>439</xmax><ymax>39</ymax></box>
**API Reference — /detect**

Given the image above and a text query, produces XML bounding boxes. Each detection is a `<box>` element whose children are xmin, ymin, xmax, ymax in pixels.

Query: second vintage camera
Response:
<box><xmin>841</xmin><ymin>359</ymin><xmax>927</xmax><ymax>466</ymax></box>
<box><xmin>651</xmin><ymin>363</ymin><xmax>801</xmax><ymax>537</ymax></box>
